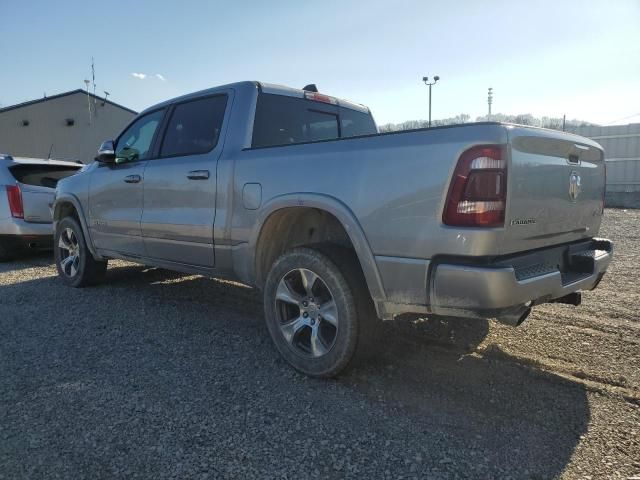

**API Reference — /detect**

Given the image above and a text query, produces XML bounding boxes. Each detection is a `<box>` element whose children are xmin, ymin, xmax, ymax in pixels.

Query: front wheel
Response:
<box><xmin>263</xmin><ymin>246</ymin><xmax>377</xmax><ymax>378</ymax></box>
<box><xmin>55</xmin><ymin>217</ymin><xmax>107</xmax><ymax>287</ymax></box>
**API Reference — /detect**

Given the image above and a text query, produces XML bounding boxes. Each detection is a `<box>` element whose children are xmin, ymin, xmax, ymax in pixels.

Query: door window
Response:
<box><xmin>115</xmin><ymin>109</ymin><xmax>165</xmax><ymax>164</ymax></box>
<box><xmin>160</xmin><ymin>95</ymin><xmax>227</xmax><ymax>157</ymax></box>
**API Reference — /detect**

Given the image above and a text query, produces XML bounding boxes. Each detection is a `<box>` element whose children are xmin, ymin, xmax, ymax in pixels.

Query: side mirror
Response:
<box><xmin>96</xmin><ymin>140</ymin><xmax>116</xmax><ymax>163</ymax></box>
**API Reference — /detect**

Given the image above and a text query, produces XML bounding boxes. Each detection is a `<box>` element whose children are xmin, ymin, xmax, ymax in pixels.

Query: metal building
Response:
<box><xmin>0</xmin><ymin>90</ymin><xmax>136</xmax><ymax>163</ymax></box>
<box><xmin>568</xmin><ymin>123</ymin><xmax>640</xmax><ymax>208</ymax></box>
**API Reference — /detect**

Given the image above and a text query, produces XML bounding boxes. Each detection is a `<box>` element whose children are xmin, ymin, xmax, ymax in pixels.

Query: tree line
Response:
<box><xmin>378</xmin><ymin>113</ymin><xmax>596</xmax><ymax>132</ymax></box>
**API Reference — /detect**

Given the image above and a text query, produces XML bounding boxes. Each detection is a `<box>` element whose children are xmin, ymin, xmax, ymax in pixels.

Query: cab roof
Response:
<box><xmin>140</xmin><ymin>81</ymin><xmax>370</xmax><ymax>115</ymax></box>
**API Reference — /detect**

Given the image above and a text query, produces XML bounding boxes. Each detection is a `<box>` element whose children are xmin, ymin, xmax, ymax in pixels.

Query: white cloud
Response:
<box><xmin>155</xmin><ymin>73</ymin><xmax>166</xmax><ymax>82</ymax></box>
<box><xmin>131</xmin><ymin>72</ymin><xmax>147</xmax><ymax>80</ymax></box>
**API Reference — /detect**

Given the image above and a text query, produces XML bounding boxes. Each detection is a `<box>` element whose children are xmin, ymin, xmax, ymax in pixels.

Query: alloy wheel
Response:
<box><xmin>58</xmin><ymin>227</ymin><xmax>80</xmax><ymax>278</ymax></box>
<box><xmin>275</xmin><ymin>268</ymin><xmax>339</xmax><ymax>358</ymax></box>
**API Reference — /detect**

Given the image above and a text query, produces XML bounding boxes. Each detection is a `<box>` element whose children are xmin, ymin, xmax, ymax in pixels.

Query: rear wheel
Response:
<box><xmin>55</xmin><ymin>217</ymin><xmax>107</xmax><ymax>287</ymax></box>
<box><xmin>263</xmin><ymin>246</ymin><xmax>378</xmax><ymax>378</ymax></box>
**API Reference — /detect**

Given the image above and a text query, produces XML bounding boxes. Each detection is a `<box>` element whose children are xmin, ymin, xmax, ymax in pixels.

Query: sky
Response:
<box><xmin>1</xmin><ymin>0</ymin><xmax>639</xmax><ymax>125</ymax></box>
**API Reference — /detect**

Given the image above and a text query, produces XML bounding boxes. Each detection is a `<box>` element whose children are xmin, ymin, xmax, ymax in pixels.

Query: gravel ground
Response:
<box><xmin>1</xmin><ymin>209</ymin><xmax>638</xmax><ymax>479</ymax></box>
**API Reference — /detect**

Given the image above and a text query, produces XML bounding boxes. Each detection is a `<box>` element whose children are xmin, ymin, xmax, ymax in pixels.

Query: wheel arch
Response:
<box><xmin>52</xmin><ymin>194</ymin><xmax>101</xmax><ymax>260</ymax></box>
<box><xmin>249</xmin><ymin>193</ymin><xmax>386</xmax><ymax>307</ymax></box>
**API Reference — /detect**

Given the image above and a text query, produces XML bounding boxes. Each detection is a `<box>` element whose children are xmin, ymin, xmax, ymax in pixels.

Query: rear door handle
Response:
<box><xmin>124</xmin><ymin>174</ymin><xmax>142</xmax><ymax>184</ymax></box>
<box><xmin>187</xmin><ymin>170</ymin><xmax>210</xmax><ymax>180</ymax></box>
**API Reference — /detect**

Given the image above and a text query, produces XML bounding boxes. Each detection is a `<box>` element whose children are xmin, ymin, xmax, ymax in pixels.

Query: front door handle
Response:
<box><xmin>124</xmin><ymin>174</ymin><xmax>142</xmax><ymax>184</ymax></box>
<box><xmin>187</xmin><ymin>170</ymin><xmax>210</xmax><ymax>180</ymax></box>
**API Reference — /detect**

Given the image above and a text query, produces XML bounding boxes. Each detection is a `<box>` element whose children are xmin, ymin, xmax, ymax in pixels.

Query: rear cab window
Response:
<box><xmin>252</xmin><ymin>93</ymin><xmax>376</xmax><ymax>148</ymax></box>
<box><xmin>340</xmin><ymin>107</ymin><xmax>378</xmax><ymax>138</ymax></box>
<box><xmin>9</xmin><ymin>163</ymin><xmax>82</xmax><ymax>188</ymax></box>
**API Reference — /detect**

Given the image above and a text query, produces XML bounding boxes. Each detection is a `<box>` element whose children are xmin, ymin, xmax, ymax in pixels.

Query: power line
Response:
<box><xmin>605</xmin><ymin>113</ymin><xmax>640</xmax><ymax>125</ymax></box>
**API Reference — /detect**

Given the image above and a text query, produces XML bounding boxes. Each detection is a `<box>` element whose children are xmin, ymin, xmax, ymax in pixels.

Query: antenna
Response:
<box><xmin>84</xmin><ymin>79</ymin><xmax>92</xmax><ymax>124</ymax></box>
<box><xmin>91</xmin><ymin>58</ymin><xmax>96</xmax><ymax>98</ymax></box>
<box><xmin>91</xmin><ymin>57</ymin><xmax>98</xmax><ymax>116</ymax></box>
<box><xmin>103</xmin><ymin>91</ymin><xmax>110</xmax><ymax>106</ymax></box>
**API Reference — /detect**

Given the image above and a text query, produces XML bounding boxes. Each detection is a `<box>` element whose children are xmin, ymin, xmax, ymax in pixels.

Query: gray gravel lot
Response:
<box><xmin>1</xmin><ymin>209</ymin><xmax>638</xmax><ymax>479</ymax></box>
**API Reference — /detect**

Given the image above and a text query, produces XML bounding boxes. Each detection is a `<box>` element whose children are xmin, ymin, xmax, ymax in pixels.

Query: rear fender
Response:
<box><xmin>247</xmin><ymin>193</ymin><xmax>387</xmax><ymax>307</ymax></box>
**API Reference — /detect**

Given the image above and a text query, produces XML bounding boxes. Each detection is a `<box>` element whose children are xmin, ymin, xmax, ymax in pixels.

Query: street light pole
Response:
<box><xmin>422</xmin><ymin>75</ymin><xmax>440</xmax><ymax>127</ymax></box>
<box><xmin>488</xmin><ymin>87</ymin><xmax>493</xmax><ymax>121</ymax></box>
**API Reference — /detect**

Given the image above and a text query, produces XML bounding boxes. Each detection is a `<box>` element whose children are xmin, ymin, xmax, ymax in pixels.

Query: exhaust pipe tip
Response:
<box><xmin>496</xmin><ymin>306</ymin><xmax>532</xmax><ymax>327</ymax></box>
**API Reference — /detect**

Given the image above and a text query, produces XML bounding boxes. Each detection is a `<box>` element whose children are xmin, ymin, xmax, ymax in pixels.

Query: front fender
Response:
<box><xmin>247</xmin><ymin>193</ymin><xmax>387</xmax><ymax>304</ymax></box>
<box><xmin>52</xmin><ymin>193</ymin><xmax>102</xmax><ymax>260</ymax></box>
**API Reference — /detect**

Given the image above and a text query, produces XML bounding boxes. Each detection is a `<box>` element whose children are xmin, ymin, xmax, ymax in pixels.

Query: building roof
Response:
<box><xmin>0</xmin><ymin>89</ymin><xmax>137</xmax><ymax>115</ymax></box>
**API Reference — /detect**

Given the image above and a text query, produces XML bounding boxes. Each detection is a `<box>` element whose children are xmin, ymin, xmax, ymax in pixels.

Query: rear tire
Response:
<box><xmin>263</xmin><ymin>245</ymin><xmax>379</xmax><ymax>378</ymax></box>
<box><xmin>55</xmin><ymin>217</ymin><xmax>107</xmax><ymax>287</ymax></box>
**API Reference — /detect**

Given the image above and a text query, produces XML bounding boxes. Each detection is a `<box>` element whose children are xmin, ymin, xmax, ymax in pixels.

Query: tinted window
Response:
<box><xmin>340</xmin><ymin>107</ymin><xmax>377</xmax><ymax>137</ymax></box>
<box><xmin>252</xmin><ymin>94</ymin><xmax>339</xmax><ymax>148</ymax></box>
<box><xmin>115</xmin><ymin>109</ymin><xmax>164</xmax><ymax>164</ymax></box>
<box><xmin>305</xmin><ymin>111</ymin><xmax>339</xmax><ymax>141</ymax></box>
<box><xmin>160</xmin><ymin>96</ymin><xmax>227</xmax><ymax>157</ymax></box>
<box><xmin>9</xmin><ymin>164</ymin><xmax>81</xmax><ymax>188</ymax></box>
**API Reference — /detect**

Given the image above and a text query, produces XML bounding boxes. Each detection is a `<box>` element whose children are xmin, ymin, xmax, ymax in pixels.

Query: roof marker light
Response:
<box><xmin>304</xmin><ymin>92</ymin><xmax>337</xmax><ymax>105</ymax></box>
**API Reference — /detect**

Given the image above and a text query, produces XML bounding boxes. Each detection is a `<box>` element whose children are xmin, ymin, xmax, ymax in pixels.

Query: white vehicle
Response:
<box><xmin>0</xmin><ymin>154</ymin><xmax>82</xmax><ymax>260</ymax></box>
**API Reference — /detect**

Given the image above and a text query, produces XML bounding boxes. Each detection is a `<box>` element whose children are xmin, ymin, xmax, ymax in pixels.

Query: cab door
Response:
<box><xmin>88</xmin><ymin>109</ymin><xmax>165</xmax><ymax>257</ymax></box>
<box><xmin>140</xmin><ymin>93</ymin><xmax>230</xmax><ymax>267</ymax></box>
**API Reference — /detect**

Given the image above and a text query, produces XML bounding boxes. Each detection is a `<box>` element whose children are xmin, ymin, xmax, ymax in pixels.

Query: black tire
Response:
<box><xmin>54</xmin><ymin>216</ymin><xmax>107</xmax><ymax>287</ymax></box>
<box><xmin>263</xmin><ymin>245</ymin><xmax>379</xmax><ymax>378</ymax></box>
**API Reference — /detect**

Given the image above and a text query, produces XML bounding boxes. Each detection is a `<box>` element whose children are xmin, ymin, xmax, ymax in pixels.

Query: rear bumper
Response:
<box><xmin>0</xmin><ymin>234</ymin><xmax>52</xmax><ymax>251</ymax></box>
<box><xmin>429</xmin><ymin>238</ymin><xmax>613</xmax><ymax>319</ymax></box>
<box><xmin>0</xmin><ymin>219</ymin><xmax>53</xmax><ymax>251</ymax></box>
<box><xmin>0</xmin><ymin>218</ymin><xmax>53</xmax><ymax>236</ymax></box>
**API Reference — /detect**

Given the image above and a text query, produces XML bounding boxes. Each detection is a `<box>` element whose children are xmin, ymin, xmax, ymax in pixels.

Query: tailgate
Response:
<box><xmin>8</xmin><ymin>162</ymin><xmax>81</xmax><ymax>224</ymax></box>
<box><xmin>20</xmin><ymin>184</ymin><xmax>55</xmax><ymax>223</ymax></box>
<box><xmin>503</xmin><ymin>126</ymin><xmax>605</xmax><ymax>253</ymax></box>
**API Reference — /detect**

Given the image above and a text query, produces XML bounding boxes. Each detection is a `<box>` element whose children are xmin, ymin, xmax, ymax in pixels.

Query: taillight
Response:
<box><xmin>443</xmin><ymin>145</ymin><xmax>507</xmax><ymax>227</ymax></box>
<box><xmin>601</xmin><ymin>159</ymin><xmax>607</xmax><ymax>214</ymax></box>
<box><xmin>6</xmin><ymin>184</ymin><xmax>24</xmax><ymax>219</ymax></box>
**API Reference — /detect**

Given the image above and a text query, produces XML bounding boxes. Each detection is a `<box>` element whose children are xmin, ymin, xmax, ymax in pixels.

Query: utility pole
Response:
<box><xmin>488</xmin><ymin>87</ymin><xmax>493</xmax><ymax>120</ymax></box>
<box><xmin>422</xmin><ymin>76</ymin><xmax>440</xmax><ymax>127</ymax></box>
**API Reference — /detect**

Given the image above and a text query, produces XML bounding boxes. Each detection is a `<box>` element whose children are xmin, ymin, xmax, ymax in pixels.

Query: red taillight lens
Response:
<box><xmin>443</xmin><ymin>145</ymin><xmax>506</xmax><ymax>227</ymax></box>
<box><xmin>601</xmin><ymin>159</ymin><xmax>606</xmax><ymax>214</ymax></box>
<box><xmin>6</xmin><ymin>184</ymin><xmax>24</xmax><ymax>219</ymax></box>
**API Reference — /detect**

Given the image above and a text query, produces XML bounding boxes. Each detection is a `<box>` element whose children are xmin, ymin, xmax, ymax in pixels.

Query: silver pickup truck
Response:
<box><xmin>53</xmin><ymin>81</ymin><xmax>613</xmax><ymax>377</ymax></box>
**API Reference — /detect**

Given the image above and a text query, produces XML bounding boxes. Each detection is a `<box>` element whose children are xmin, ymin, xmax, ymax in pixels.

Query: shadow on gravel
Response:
<box><xmin>0</xmin><ymin>262</ymin><xmax>590</xmax><ymax>479</ymax></box>
<box><xmin>342</xmin><ymin>318</ymin><xmax>590</xmax><ymax>478</ymax></box>
<box><xmin>0</xmin><ymin>250</ymin><xmax>53</xmax><ymax>272</ymax></box>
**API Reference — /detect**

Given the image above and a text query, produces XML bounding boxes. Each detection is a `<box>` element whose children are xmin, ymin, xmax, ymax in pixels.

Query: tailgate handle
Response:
<box><xmin>124</xmin><ymin>174</ymin><xmax>142</xmax><ymax>184</ymax></box>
